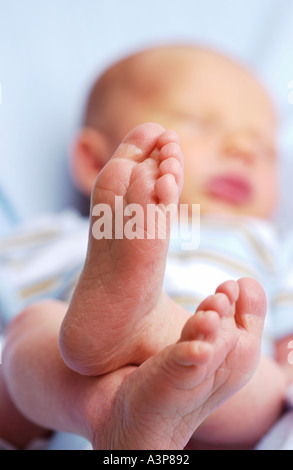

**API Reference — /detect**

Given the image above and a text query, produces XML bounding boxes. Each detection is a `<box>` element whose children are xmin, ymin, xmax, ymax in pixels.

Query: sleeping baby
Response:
<box><xmin>1</xmin><ymin>44</ymin><xmax>293</xmax><ymax>450</ymax></box>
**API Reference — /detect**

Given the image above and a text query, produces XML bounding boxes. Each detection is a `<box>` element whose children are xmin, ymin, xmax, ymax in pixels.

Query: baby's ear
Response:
<box><xmin>70</xmin><ymin>128</ymin><xmax>110</xmax><ymax>196</ymax></box>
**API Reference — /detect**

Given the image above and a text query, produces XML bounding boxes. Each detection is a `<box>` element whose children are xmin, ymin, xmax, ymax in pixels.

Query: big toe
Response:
<box><xmin>235</xmin><ymin>277</ymin><xmax>267</xmax><ymax>332</ymax></box>
<box><xmin>114</xmin><ymin>123</ymin><xmax>166</xmax><ymax>161</ymax></box>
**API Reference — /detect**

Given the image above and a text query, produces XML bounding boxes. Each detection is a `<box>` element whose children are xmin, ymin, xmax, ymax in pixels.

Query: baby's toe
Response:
<box><xmin>234</xmin><ymin>278</ymin><xmax>267</xmax><ymax>332</ymax></box>
<box><xmin>196</xmin><ymin>292</ymin><xmax>232</xmax><ymax>319</ymax></box>
<box><xmin>113</xmin><ymin>123</ymin><xmax>166</xmax><ymax>162</ymax></box>
<box><xmin>180</xmin><ymin>309</ymin><xmax>221</xmax><ymax>342</ymax></box>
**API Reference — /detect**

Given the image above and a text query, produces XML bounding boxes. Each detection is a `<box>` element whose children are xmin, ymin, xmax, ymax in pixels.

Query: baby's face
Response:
<box><xmin>109</xmin><ymin>50</ymin><xmax>279</xmax><ymax>219</ymax></box>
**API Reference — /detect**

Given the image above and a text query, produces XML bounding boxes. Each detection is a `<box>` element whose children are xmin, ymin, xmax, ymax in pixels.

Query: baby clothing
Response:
<box><xmin>0</xmin><ymin>210</ymin><xmax>88</xmax><ymax>326</ymax></box>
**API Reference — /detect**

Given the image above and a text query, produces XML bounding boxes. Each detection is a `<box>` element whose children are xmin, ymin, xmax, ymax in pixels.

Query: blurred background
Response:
<box><xmin>0</xmin><ymin>0</ymin><xmax>293</xmax><ymax>233</ymax></box>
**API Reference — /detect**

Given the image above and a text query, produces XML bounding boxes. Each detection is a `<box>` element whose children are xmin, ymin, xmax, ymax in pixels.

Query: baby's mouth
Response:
<box><xmin>205</xmin><ymin>174</ymin><xmax>253</xmax><ymax>205</ymax></box>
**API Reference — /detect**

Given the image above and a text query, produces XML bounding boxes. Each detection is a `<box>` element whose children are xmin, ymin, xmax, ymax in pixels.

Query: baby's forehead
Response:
<box><xmin>122</xmin><ymin>47</ymin><xmax>268</xmax><ymax>100</ymax></box>
<box><xmin>89</xmin><ymin>46</ymin><xmax>277</xmax><ymax>137</ymax></box>
<box><xmin>141</xmin><ymin>49</ymin><xmax>274</xmax><ymax>112</ymax></box>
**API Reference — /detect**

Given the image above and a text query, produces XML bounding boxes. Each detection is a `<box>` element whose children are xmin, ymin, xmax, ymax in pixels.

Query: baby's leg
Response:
<box><xmin>3</xmin><ymin>300</ymin><xmax>96</xmax><ymax>437</ymax></box>
<box><xmin>59</xmin><ymin>123</ymin><xmax>189</xmax><ymax>376</ymax></box>
<box><xmin>0</xmin><ymin>366</ymin><xmax>50</xmax><ymax>449</ymax></box>
<box><xmin>3</xmin><ymin>278</ymin><xmax>267</xmax><ymax>450</ymax></box>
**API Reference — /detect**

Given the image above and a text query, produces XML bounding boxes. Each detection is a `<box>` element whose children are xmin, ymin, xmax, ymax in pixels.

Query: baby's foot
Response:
<box><xmin>96</xmin><ymin>278</ymin><xmax>266</xmax><ymax>450</ymax></box>
<box><xmin>59</xmin><ymin>123</ymin><xmax>188</xmax><ymax>375</ymax></box>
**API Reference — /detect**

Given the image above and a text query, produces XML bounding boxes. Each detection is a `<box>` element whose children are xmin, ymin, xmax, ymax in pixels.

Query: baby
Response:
<box><xmin>1</xmin><ymin>44</ymin><xmax>291</xmax><ymax>450</ymax></box>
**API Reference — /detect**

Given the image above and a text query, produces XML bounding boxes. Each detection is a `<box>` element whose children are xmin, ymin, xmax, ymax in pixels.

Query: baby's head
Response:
<box><xmin>72</xmin><ymin>44</ymin><xmax>279</xmax><ymax>219</ymax></box>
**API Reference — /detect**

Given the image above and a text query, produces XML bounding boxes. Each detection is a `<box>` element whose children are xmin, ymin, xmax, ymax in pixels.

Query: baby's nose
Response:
<box><xmin>221</xmin><ymin>133</ymin><xmax>256</xmax><ymax>164</ymax></box>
